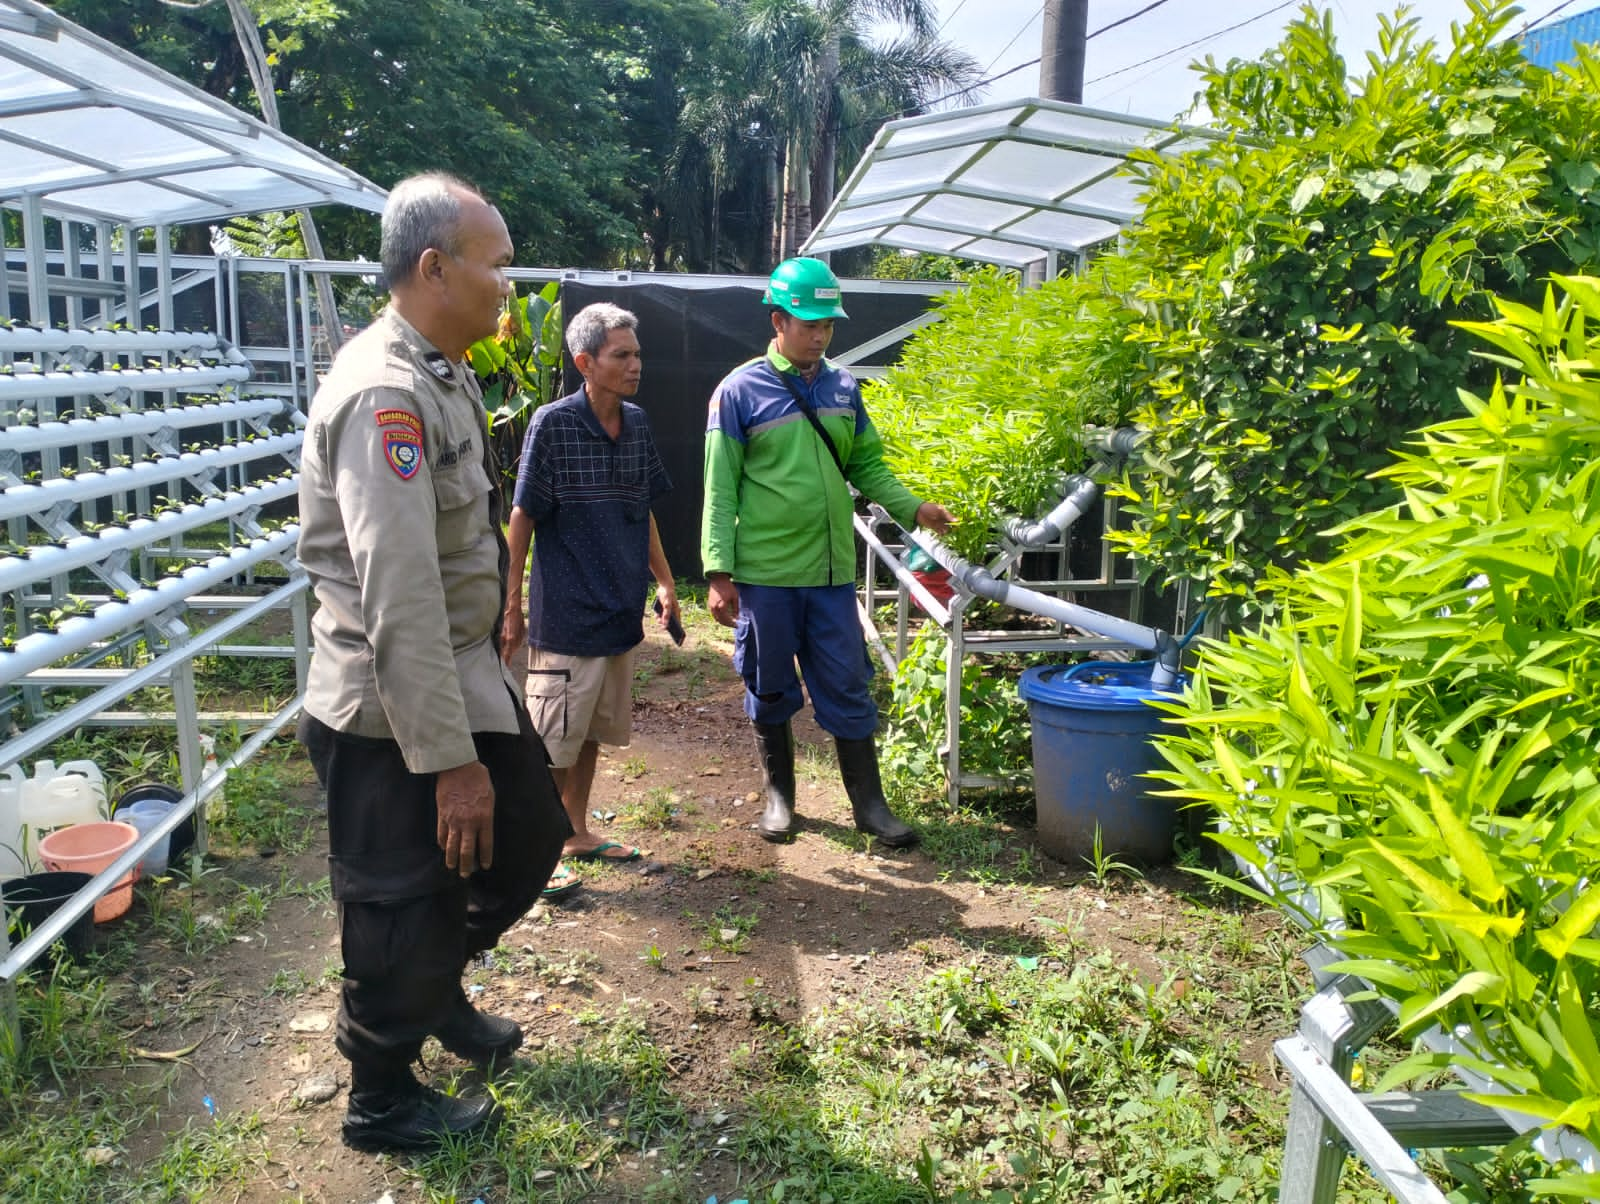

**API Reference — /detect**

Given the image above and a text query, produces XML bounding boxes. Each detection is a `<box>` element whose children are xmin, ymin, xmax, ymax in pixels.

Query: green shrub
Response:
<box><xmin>1110</xmin><ymin>3</ymin><xmax>1600</xmax><ymax>618</ymax></box>
<box><xmin>1153</xmin><ymin>276</ymin><xmax>1600</xmax><ymax>1192</ymax></box>
<box><xmin>867</xmin><ymin>261</ymin><xmax>1140</xmax><ymax>561</ymax></box>
<box><xmin>880</xmin><ymin>621</ymin><xmax>1035</xmax><ymax>789</ymax></box>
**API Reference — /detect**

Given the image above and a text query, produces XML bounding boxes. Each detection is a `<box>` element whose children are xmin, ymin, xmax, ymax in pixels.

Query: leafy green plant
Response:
<box><xmin>1082</xmin><ymin>823</ymin><xmax>1144</xmax><ymax>889</ymax></box>
<box><xmin>880</xmin><ymin>621</ymin><xmax>1035</xmax><ymax>788</ymax></box>
<box><xmin>1108</xmin><ymin>3</ymin><xmax>1600</xmax><ymax>618</ymax></box>
<box><xmin>1153</xmin><ymin>275</ymin><xmax>1600</xmax><ymax>1193</ymax></box>
<box><xmin>622</xmin><ymin>785</ymin><xmax>681</xmax><ymax>831</ymax></box>
<box><xmin>868</xmin><ymin>261</ymin><xmax>1140</xmax><ymax>560</ymax></box>
<box><xmin>467</xmin><ymin>282</ymin><xmax>562</xmax><ymax>488</ymax></box>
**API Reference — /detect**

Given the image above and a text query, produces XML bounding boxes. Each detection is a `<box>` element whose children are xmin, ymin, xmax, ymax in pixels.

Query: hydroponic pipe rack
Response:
<box><xmin>0</xmin><ymin>321</ymin><xmax>310</xmax><ymax>1025</ymax></box>
<box><xmin>855</xmin><ymin>428</ymin><xmax>1182</xmax><ymax>807</ymax></box>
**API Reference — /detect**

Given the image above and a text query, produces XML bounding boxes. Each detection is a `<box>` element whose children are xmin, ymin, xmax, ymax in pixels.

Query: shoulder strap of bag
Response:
<box><xmin>776</xmin><ymin>370</ymin><xmax>848</xmax><ymax>480</ymax></box>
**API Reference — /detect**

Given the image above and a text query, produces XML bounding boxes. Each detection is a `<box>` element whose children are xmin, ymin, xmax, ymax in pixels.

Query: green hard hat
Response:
<box><xmin>763</xmin><ymin>257</ymin><xmax>849</xmax><ymax>320</ymax></box>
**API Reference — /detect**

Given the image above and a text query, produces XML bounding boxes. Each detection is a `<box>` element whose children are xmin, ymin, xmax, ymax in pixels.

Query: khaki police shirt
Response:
<box><xmin>298</xmin><ymin>307</ymin><xmax>518</xmax><ymax>774</ymax></box>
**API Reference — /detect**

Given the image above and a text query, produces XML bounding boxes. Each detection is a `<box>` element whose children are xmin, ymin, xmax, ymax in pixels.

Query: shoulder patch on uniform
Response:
<box><xmin>383</xmin><ymin>427</ymin><xmax>424</xmax><ymax>480</ymax></box>
<box><xmin>375</xmin><ymin>408</ymin><xmax>423</xmax><ymax>435</ymax></box>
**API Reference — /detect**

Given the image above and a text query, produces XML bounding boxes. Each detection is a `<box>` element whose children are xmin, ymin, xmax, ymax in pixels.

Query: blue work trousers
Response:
<box><xmin>732</xmin><ymin>582</ymin><xmax>877</xmax><ymax>739</ymax></box>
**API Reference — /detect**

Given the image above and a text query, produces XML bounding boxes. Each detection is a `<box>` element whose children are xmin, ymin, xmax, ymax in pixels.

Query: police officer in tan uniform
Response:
<box><xmin>297</xmin><ymin>172</ymin><xmax>570</xmax><ymax>1153</ymax></box>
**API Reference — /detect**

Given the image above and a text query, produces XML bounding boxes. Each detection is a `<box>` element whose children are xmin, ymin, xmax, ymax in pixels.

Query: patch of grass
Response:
<box><xmin>404</xmin><ymin>1014</ymin><xmax>693</xmax><ymax>1201</ymax></box>
<box><xmin>620</xmin><ymin>786</ymin><xmax>680</xmax><ymax>831</ymax></box>
<box><xmin>719</xmin><ymin>949</ymin><xmax>1345</xmax><ymax>1203</ymax></box>
<box><xmin>206</xmin><ymin>742</ymin><xmax>321</xmax><ymax>855</ymax></box>
<box><xmin>700</xmin><ymin>907</ymin><xmax>759</xmax><ymax>954</ymax></box>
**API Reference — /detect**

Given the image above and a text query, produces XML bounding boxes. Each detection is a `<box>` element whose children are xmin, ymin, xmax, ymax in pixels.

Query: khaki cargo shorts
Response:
<box><xmin>522</xmin><ymin>647</ymin><xmax>634</xmax><ymax>769</ymax></box>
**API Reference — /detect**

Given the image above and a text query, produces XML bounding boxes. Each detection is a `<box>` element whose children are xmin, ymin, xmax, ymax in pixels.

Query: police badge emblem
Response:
<box><xmin>384</xmin><ymin>430</ymin><xmax>423</xmax><ymax>480</ymax></box>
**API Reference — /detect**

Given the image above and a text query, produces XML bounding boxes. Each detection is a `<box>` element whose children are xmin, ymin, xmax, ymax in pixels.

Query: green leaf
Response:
<box><xmin>1423</xmin><ymin>777</ymin><xmax>1503</xmax><ymax>904</ymax></box>
<box><xmin>1537</xmin><ymin>883</ymin><xmax>1600</xmax><ymax>961</ymax></box>
<box><xmin>1396</xmin><ymin>970</ymin><xmax>1503</xmax><ymax>1034</ymax></box>
<box><xmin>1290</xmin><ymin>174</ymin><xmax>1325</xmax><ymax>214</ymax></box>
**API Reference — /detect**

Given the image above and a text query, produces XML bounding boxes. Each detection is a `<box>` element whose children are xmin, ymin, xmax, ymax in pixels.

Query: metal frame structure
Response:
<box><xmin>0</xmin><ymin>284</ymin><xmax>308</xmax><ymax>1014</ymax></box>
<box><xmin>0</xmin><ymin>0</ymin><xmax>385</xmax><ymax>227</ymax></box>
<box><xmin>802</xmin><ymin>96</ymin><xmax>1220</xmax><ymax>271</ymax></box>
<box><xmin>854</xmin><ymin>489</ymin><xmax>1157</xmax><ymax>808</ymax></box>
<box><xmin>0</xmin><ymin>0</ymin><xmax>381</xmax><ymax>1031</ymax></box>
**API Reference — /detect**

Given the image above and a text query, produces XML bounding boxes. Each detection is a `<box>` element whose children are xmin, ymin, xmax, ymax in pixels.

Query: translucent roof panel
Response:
<box><xmin>0</xmin><ymin>0</ymin><xmax>385</xmax><ymax>225</ymax></box>
<box><xmin>804</xmin><ymin>96</ymin><xmax>1218</xmax><ymax>268</ymax></box>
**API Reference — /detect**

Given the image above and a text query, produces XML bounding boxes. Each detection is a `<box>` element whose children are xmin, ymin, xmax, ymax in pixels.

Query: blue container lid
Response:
<box><xmin>1018</xmin><ymin>660</ymin><xmax>1185</xmax><ymax>710</ymax></box>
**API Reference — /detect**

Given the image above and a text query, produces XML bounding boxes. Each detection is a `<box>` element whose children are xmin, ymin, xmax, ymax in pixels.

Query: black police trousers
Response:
<box><xmin>299</xmin><ymin>702</ymin><xmax>570</xmax><ymax>1089</ymax></box>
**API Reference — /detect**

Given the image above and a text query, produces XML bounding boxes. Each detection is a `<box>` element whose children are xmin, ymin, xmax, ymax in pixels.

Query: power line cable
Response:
<box><xmin>982</xmin><ymin>3</ymin><xmax>1045</xmax><ymax>75</ymax></box>
<box><xmin>1086</xmin><ymin>0</ymin><xmax>1298</xmax><ymax>85</ymax></box>
<box><xmin>936</xmin><ymin>0</ymin><xmax>971</xmax><ymax>35</ymax></box>
<box><xmin>843</xmin><ymin>0</ymin><xmax>1188</xmax><ymax>131</ymax></box>
<box><xmin>1088</xmin><ymin>0</ymin><xmax>1181</xmax><ymax>40</ymax></box>
<box><xmin>1521</xmin><ymin>0</ymin><xmax>1584</xmax><ymax>31</ymax></box>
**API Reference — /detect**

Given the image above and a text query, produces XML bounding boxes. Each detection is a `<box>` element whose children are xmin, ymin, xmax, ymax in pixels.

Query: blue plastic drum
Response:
<box><xmin>1017</xmin><ymin>660</ymin><xmax>1185</xmax><ymax>865</ymax></box>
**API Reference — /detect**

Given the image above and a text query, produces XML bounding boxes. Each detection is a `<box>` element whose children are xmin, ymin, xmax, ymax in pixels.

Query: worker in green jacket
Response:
<box><xmin>701</xmin><ymin>257</ymin><xmax>954</xmax><ymax>846</ymax></box>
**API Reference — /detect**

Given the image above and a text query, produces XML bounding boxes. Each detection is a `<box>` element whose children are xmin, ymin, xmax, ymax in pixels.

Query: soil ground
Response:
<box><xmin>70</xmin><ymin>616</ymin><xmax>1303</xmax><ymax>1204</ymax></box>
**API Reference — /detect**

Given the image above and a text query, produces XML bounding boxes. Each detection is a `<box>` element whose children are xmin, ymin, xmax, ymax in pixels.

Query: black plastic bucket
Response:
<box><xmin>2</xmin><ymin>870</ymin><xmax>94</xmax><ymax>964</ymax></box>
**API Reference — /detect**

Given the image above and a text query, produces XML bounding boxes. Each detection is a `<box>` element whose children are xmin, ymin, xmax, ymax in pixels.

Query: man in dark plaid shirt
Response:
<box><xmin>502</xmin><ymin>304</ymin><xmax>677</xmax><ymax>881</ymax></box>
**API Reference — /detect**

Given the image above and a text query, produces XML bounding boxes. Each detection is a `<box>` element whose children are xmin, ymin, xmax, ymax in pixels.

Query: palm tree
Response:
<box><xmin>730</xmin><ymin>0</ymin><xmax>982</xmax><ymax>267</ymax></box>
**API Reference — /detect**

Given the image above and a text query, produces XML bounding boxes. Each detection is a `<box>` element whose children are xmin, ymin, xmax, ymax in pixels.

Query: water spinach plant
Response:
<box><xmin>867</xmin><ymin>262</ymin><xmax>1140</xmax><ymax>562</ymax></box>
<box><xmin>1153</xmin><ymin>276</ymin><xmax>1600</xmax><ymax>1196</ymax></box>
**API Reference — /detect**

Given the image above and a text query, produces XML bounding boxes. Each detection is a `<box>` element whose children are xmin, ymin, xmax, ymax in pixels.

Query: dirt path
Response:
<box><xmin>96</xmin><ymin>621</ymin><xmax>1288</xmax><ymax>1203</ymax></box>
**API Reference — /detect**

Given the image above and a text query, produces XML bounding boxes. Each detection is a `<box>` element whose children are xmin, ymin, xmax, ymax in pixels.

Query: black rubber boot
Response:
<box><xmin>835</xmin><ymin>736</ymin><xmax>918</xmax><ymax>848</ymax></box>
<box><xmin>754</xmin><ymin>721</ymin><xmax>797</xmax><ymax>842</ymax></box>
<box><xmin>342</xmin><ymin>1068</ymin><xmax>499</xmax><ymax>1152</ymax></box>
<box><xmin>435</xmin><ymin>989</ymin><xmax>523</xmax><ymax>1069</ymax></box>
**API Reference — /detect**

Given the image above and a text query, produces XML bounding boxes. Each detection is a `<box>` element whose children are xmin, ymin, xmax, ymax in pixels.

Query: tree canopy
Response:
<box><xmin>50</xmin><ymin>0</ymin><xmax>978</xmax><ymax>270</ymax></box>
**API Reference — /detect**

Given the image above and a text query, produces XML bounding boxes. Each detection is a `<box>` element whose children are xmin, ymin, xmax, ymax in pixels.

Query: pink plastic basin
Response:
<box><xmin>37</xmin><ymin>821</ymin><xmax>138</xmax><ymax>922</ymax></box>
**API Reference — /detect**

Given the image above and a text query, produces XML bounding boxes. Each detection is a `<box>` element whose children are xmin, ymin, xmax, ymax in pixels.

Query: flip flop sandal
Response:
<box><xmin>540</xmin><ymin>863</ymin><xmax>582</xmax><ymax>899</ymax></box>
<box><xmin>568</xmin><ymin>840</ymin><xmax>642</xmax><ymax>863</ymax></box>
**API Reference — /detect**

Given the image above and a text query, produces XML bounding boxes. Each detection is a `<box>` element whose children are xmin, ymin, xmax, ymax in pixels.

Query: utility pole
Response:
<box><xmin>1039</xmin><ymin>0</ymin><xmax>1088</xmax><ymax>104</ymax></box>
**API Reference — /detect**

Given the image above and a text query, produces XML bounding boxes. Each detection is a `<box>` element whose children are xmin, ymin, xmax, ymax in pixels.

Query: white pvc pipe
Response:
<box><xmin>0</xmin><ymin>363</ymin><xmax>250</xmax><ymax>404</ymax></box>
<box><xmin>0</xmin><ymin>327</ymin><xmax>237</xmax><ymax>357</ymax></box>
<box><xmin>0</xmin><ymin>397</ymin><xmax>286</xmax><ymax>454</ymax></box>
<box><xmin>0</xmin><ymin>431</ymin><xmax>302</xmax><ymax>522</ymax></box>
<box><xmin>0</xmin><ymin>529</ymin><xmax>300</xmax><ymax>683</ymax></box>
<box><xmin>0</xmin><ymin>479</ymin><xmax>297</xmax><ymax>594</ymax></box>
<box><xmin>909</xmin><ymin>531</ymin><xmax>1181</xmax><ymax>688</ymax></box>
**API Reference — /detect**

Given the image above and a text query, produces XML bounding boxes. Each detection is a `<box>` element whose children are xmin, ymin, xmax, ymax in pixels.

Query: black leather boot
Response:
<box><xmin>342</xmin><ymin>1069</ymin><xmax>499</xmax><ymax>1152</ymax></box>
<box><xmin>835</xmin><ymin>736</ymin><xmax>918</xmax><ymax>848</ymax></box>
<box><xmin>754</xmin><ymin>721</ymin><xmax>797</xmax><ymax>842</ymax></box>
<box><xmin>435</xmin><ymin>989</ymin><xmax>523</xmax><ymax>1068</ymax></box>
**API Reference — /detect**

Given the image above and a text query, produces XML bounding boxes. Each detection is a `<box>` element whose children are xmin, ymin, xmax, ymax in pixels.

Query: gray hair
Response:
<box><xmin>566</xmin><ymin>303</ymin><xmax>639</xmax><ymax>360</ymax></box>
<box><xmin>380</xmin><ymin>172</ymin><xmax>482</xmax><ymax>288</ymax></box>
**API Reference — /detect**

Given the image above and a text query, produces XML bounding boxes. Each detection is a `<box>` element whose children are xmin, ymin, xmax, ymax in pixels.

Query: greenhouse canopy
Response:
<box><xmin>803</xmin><ymin>97</ymin><xmax>1218</xmax><ymax>269</ymax></box>
<box><xmin>0</xmin><ymin>0</ymin><xmax>384</xmax><ymax>226</ymax></box>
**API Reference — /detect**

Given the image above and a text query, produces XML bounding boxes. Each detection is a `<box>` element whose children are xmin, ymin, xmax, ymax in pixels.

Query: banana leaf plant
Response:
<box><xmin>466</xmin><ymin>281</ymin><xmax>562</xmax><ymax>490</ymax></box>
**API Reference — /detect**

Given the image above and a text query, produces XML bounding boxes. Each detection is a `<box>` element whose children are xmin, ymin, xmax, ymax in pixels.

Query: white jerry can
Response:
<box><xmin>17</xmin><ymin>760</ymin><xmax>108</xmax><ymax>869</ymax></box>
<box><xmin>0</xmin><ymin>764</ymin><xmax>29</xmax><ymax>878</ymax></box>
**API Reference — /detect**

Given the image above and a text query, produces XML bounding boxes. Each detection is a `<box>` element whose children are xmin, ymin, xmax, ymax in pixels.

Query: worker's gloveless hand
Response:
<box><xmin>436</xmin><ymin>760</ymin><xmax>495</xmax><ymax>876</ymax></box>
<box><xmin>915</xmin><ymin>501</ymin><xmax>956</xmax><ymax>536</ymax></box>
<box><xmin>707</xmin><ymin>574</ymin><xmax>740</xmax><ymax>627</ymax></box>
